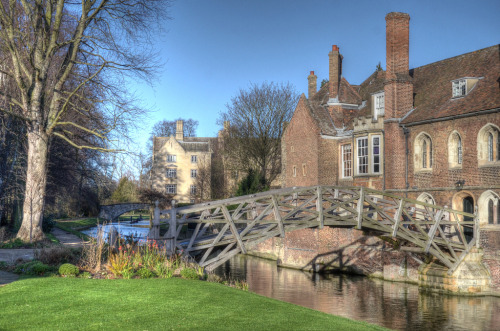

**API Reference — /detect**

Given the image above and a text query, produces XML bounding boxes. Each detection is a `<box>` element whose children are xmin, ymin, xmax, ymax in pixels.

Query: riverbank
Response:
<box><xmin>0</xmin><ymin>277</ymin><xmax>388</xmax><ymax>331</ymax></box>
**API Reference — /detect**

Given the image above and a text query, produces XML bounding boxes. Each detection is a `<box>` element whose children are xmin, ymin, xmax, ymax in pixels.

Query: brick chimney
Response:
<box><xmin>307</xmin><ymin>71</ymin><xmax>317</xmax><ymax>99</ymax></box>
<box><xmin>329</xmin><ymin>45</ymin><xmax>342</xmax><ymax>100</ymax></box>
<box><xmin>175</xmin><ymin>120</ymin><xmax>184</xmax><ymax>141</ymax></box>
<box><xmin>384</xmin><ymin>12</ymin><xmax>413</xmax><ymax>190</ymax></box>
<box><xmin>386</xmin><ymin>12</ymin><xmax>410</xmax><ymax>79</ymax></box>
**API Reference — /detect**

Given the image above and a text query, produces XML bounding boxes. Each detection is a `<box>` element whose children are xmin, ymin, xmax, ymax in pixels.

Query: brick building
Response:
<box><xmin>269</xmin><ymin>12</ymin><xmax>500</xmax><ymax>289</ymax></box>
<box><xmin>283</xmin><ymin>12</ymin><xmax>499</xmax><ymax>227</ymax></box>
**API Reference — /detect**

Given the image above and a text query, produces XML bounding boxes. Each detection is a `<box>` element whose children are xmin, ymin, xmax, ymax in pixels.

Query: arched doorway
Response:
<box><xmin>463</xmin><ymin>196</ymin><xmax>474</xmax><ymax>242</ymax></box>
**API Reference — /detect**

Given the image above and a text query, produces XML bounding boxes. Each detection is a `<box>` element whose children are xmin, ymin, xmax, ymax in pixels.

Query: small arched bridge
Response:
<box><xmin>99</xmin><ymin>203</ymin><xmax>150</xmax><ymax>221</ymax></box>
<box><xmin>152</xmin><ymin>186</ymin><xmax>478</xmax><ymax>273</ymax></box>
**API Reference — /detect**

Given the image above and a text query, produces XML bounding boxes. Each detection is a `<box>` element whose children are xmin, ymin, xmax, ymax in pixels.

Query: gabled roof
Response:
<box><xmin>154</xmin><ymin>136</ymin><xmax>213</xmax><ymax>154</ymax></box>
<box><xmin>402</xmin><ymin>44</ymin><xmax>500</xmax><ymax>124</ymax></box>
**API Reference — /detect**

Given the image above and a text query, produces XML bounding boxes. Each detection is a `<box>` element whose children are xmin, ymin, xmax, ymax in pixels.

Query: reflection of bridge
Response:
<box><xmin>152</xmin><ymin>186</ymin><xmax>478</xmax><ymax>273</ymax></box>
<box><xmin>99</xmin><ymin>203</ymin><xmax>150</xmax><ymax>221</ymax></box>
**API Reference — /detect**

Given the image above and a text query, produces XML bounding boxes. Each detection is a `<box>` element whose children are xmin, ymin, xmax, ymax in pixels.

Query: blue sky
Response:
<box><xmin>131</xmin><ymin>0</ymin><xmax>499</xmax><ymax>150</ymax></box>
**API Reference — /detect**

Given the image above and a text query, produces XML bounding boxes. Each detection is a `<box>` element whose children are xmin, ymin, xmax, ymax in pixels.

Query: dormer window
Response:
<box><xmin>452</xmin><ymin>79</ymin><xmax>466</xmax><ymax>97</ymax></box>
<box><xmin>452</xmin><ymin>77</ymin><xmax>480</xmax><ymax>98</ymax></box>
<box><xmin>373</xmin><ymin>92</ymin><xmax>384</xmax><ymax>120</ymax></box>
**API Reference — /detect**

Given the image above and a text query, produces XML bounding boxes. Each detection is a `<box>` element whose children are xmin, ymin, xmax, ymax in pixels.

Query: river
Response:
<box><xmin>214</xmin><ymin>254</ymin><xmax>499</xmax><ymax>331</ymax></box>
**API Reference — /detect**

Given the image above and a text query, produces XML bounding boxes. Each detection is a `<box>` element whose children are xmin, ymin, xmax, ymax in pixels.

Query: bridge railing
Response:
<box><xmin>151</xmin><ymin>186</ymin><xmax>478</xmax><ymax>273</ymax></box>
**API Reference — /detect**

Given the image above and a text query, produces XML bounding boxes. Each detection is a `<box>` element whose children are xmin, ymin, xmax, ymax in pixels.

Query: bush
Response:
<box><xmin>35</xmin><ymin>247</ymin><xmax>80</xmax><ymax>266</ymax></box>
<box><xmin>42</xmin><ymin>214</ymin><xmax>56</xmax><ymax>233</ymax></box>
<box><xmin>180</xmin><ymin>267</ymin><xmax>200</xmax><ymax>280</ymax></box>
<box><xmin>59</xmin><ymin>263</ymin><xmax>80</xmax><ymax>277</ymax></box>
<box><xmin>14</xmin><ymin>261</ymin><xmax>52</xmax><ymax>276</ymax></box>
<box><xmin>154</xmin><ymin>262</ymin><xmax>173</xmax><ymax>279</ymax></box>
<box><xmin>137</xmin><ymin>267</ymin><xmax>154</xmax><ymax>279</ymax></box>
<box><xmin>0</xmin><ymin>238</ymin><xmax>30</xmax><ymax>249</ymax></box>
<box><xmin>0</xmin><ymin>261</ymin><xmax>8</xmax><ymax>270</ymax></box>
<box><xmin>81</xmin><ymin>271</ymin><xmax>92</xmax><ymax>279</ymax></box>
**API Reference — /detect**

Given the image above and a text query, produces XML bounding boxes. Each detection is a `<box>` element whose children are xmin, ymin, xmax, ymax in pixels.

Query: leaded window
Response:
<box><xmin>167</xmin><ymin>154</ymin><xmax>176</xmax><ymax>162</ymax></box>
<box><xmin>372</xmin><ymin>136</ymin><xmax>381</xmax><ymax>173</ymax></box>
<box><xmin>166</xmin><ymin>168</ymin><xmax>177</xmax><ymax>178</ymax></box>
<box><xmin>341</xmin><ymin>144</ymin><xmax>352</xmax><ymax>178</ymax></box>
<box><xmin>452</xmin><ymin>79</ymin><xmax>466</xmax><ymax>97</ymax></box>
<box><xmin>191</xmin><ymin>169</ymin><xmax>197</xmax><ymax>178</ymax></box>
<box><xmin>166</xmin><ymin>184</ymin><xmax>177</xmax><ymax>194</ymax></box>
<box><xmin>357</xmin><ymin>137</ymin><xmax>368</xmax><ymax>174</ymax></box>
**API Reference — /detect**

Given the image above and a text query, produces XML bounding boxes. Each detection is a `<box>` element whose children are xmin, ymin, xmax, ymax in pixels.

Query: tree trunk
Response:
<box><xmin>16</xmin><ymin>129</ymin><xmax>49</xmax><ymax>242</ymax></box>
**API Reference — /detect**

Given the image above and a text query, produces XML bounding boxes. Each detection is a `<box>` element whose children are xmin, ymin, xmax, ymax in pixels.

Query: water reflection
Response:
<box><xmin>82</xmin><ymin>219</ymin><xmax>151</xmax><ymax>240</ymax></box>
<box><xmin>215</xmin><ymin>255</ymin><xmax>500</xmax><ymax>331</ymax></box>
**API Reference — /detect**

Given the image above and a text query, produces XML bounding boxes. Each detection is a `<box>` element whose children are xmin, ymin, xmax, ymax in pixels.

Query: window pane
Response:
<box><xmin>342</xmin><ymin>144</ymin><xmax>352</xmax><ymax>177</ymax></box>
<box><xmin>357</xmin><ymin>138</ymin><xmax>368</xmax><ymax>174</ymax></box>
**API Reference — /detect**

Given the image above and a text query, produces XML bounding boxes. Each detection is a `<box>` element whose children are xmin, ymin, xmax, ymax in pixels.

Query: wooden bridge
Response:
<box><xmin>151</xmin><ymin>186</ymin><xmax>478</xmax><ymax>274</ymax></box>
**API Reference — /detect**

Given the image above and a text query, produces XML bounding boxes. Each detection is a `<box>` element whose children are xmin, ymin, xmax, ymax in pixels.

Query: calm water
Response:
<box><xmin>215</xmin><ymin>255</ymin><xmax>500</xmax><ymax>331</ymax></box>
<box><xmin>82</xmin><ymin>219</ymin><xmax>151</xmax><ymax>240</ymax></box>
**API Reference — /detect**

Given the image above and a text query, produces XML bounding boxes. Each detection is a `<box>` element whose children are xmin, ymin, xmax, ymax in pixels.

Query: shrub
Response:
<box><xmin>180</xmin><ymin>267</ymin><xmax>200</xmax><ymax>280</ymax></box>
<box><xmin>81</xmin><ymin>272</ymin><xmax>92</xmax><ymax>279</ymax></box>
<box><xmin>14</xmin><ymin>261</ymin><xmax>52</xmax><ymax>276</ymax></box>
<box><xmin>0</xmin><ymin>238</ymin><xmax>30</xmax><ymax>249</ymax></box>
<box><xmin>154</xmin><ymin>262</ymin><xmax>173</xmax><ymax>279</ymax></box>
<box><xmin>0</xmin><ymin>261</ymin><xmax>8</xmax><ymax>270</ymax></box>
<box><xmin>59</xmin><ymin>263</ymin><xmax>80</xmax><ymax>277</ymax></box>
<box><xmin>137</xmin><ymin>267</ymin><xmax>154</xmax><ymax>279</ymax></box>
<box><xmin>35</xmin><ymin>247</ymin><xmax>80</xmax><ymax>266</ymax></box>
<box><xmin>42</xmin><ymin>214</ymin><xmax>56</xmax><ymax>233</ymax></box>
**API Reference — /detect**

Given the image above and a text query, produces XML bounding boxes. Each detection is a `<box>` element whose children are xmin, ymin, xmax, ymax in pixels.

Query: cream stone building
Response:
<box><xmin>152</xmin><ymin>121</ymin><xmax>213</xmax><ymax>203</ymax></box>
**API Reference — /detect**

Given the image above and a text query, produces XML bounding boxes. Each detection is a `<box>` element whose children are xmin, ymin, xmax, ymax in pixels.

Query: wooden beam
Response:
<box><xmin>271</xmin><ymin>195</ymin><xmax>285</xmax><ymax>237</ymax></box>
<box><xmin>316</xmin><ymin>186</ymin><xmax>324</xmax><ymax>229</ymax></box>
<box><xmin>356</xmin><ymin>187</ymin><xmax>365</xmax><ymax>229</ymax></box>
<box><xmin>222</xmin><ymin>205</ymin><xmax>247</xmax><ymax>254</ymax></box>
<box><xmin>392</xmin><ymin>199</ymin><xmax>405</xmax><ymax>238</ymax></box>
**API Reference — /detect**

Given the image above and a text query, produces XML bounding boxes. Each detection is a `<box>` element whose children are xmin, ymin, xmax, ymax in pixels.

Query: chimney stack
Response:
<box><xmin>329</xmin><ymin>45</ymin><xmax>342</xmax><ymax>99</ymax></box>
<box><xmin>175</xmin><ymin>120</ymin><xmax>184</xmax><ymax>141</ymax></box>
<box><xmin>386</xmin><ymin>12</ymin><xmax>410</xmax><ymax>78</ymax></box>
<box><xmin>307</xmin><ymin>71</ymin><xmax>317</xmax><ymax>99</ymax></box>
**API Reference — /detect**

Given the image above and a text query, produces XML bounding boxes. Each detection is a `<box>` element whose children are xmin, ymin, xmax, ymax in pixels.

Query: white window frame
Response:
<box><xmin>166</xmin><ymin>168</ymin><xmax>177</xmax><ymax>178</ymax></box>
<box><xmin>191</xmin><ymin>155</ymin><xmax>197</xmax><ymax>163</ymax></box>
<box><xmin>190</xmin><ymin>185</ymin><xmax>196</xmax><ymax>195</ymax></box>
<box><xmin>452</xmin><ymin>79</ymin><xmax>466</xmax><ymax>97</ymax></box>
<box><xmin>167</xmin><ymin>154</ymin><xmax>177</xmax><ymax>163</ymax></box>
<box><xmin>166</xmin><ymin>184</ymin><xmax>177</xmax><ymax>194</ymax></box>
<box><xmin>371</xmin><ymin>135</ymin><xmax>381</xmax><ymax>174</ymax></box>
<box><xmin>373</xmin><ymin>92</ymin><xmax>385</xmax><ymax>120</ymax></box>
<box><xmin>341</xmin><ymin>144</ymin><xmax>352</xmax><ymax>178</ymax></box>
<box><xmin>191</xmin><ymin>169</ymin><xmax>197</xmax><ymax>178</ymax></box>
<box><xmin>357</xmin><ymin>137</ymin><xmax>369</xmax><ymax>175</ymax></box>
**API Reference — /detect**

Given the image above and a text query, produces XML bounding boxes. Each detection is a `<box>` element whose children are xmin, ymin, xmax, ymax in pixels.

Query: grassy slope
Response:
<box><xmin>0</xmin><ymin>277</ymin><xmax>389</xmax><ymax>331</ymax></box>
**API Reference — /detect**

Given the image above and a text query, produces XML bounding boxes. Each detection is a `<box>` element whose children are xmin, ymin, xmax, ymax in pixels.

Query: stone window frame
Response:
<box><xmin>167</xmin><ymin>154</ymin><xmax>177</xmax><ymax>163</ymax></box>
<box><xmin>371</xmin><ymin>135</ymin><xmax>381</xmax><ymax>174</ymax></box>
<box><xmin>191</xmin><ymin>155</ymin><xmax>197</xmax><ymax>163</ymax></box>
<box><xmin>416</xmin><ymin>192</ymin><xmax>436</xmax><ymax>221</ymax></box>
<box><xmin>190</xmin><ymin>169</ymin><xmax>197</xmax><ymax>178</ymax></box>
<box><xmin>414</xmin><ymin>132</ymin><xmax>433</xmax><ymax>172</ymax></box>
<box><xmin>302</xmin><ymin>163</ymin><xmax>306</xmax><ymax>177</ymax></box>
<box><xmin>166</xmin><ymin>168</ymin><xmax>177</xmax><ymax>178</ymax></box>
<box><xmin>340</xmin><ymin>143</ymin><xmax>352</xmax><ymax>178</ymax></box>
<box><xmin>190</xmin><ymin>185</ymin><xmax>197</xmax><ymax>195</ymax></box>
<box><xmin>478</xmin><ymin>190</ymin><xmax>500</xmax><ymax>226</ymax></box>
<box><xmin>477</xmin><ymin>123</ymin><xmax>500</xmax><ymax>167</ymax></box>
<box><xmin>166</xmin><ymin>184</ymin><xmax>177</xmax><ymax>194</ymax></box>
<box><xmin>448</xmin><ymin>131</ymin><xmax>463</xmax><ymax>169</ymax></box>
<box><xmin>354</xmin><ymin>133</ymin><xmax>383</xmax><ymax>177</ymax></box>
<box><xmin>292</xmin><ymin>165</ymin><xmax>297</xmax><ymax>177</ymax></box>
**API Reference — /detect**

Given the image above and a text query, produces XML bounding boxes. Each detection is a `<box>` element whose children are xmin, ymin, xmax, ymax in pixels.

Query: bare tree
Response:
<box><xmin>0</xmin><ymin>1</ymin><xmax>170</xmax><ymax>241</ymax></box>
<box><xmin>218</xmin><ymin>82</ymin><xmax>299</xmax><ymax>187</ymax></box>
<box><xmin>193</xmin><ymin>157</ymin><xmax>211</xmax><ymax>202</ymax></box>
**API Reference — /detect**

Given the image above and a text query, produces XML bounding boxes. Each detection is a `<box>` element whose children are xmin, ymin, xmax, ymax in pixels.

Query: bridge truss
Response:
<box><xmin>155</xmin><ymin>186</ymin><xmax>478</xmax><ymax>273</ymax></box>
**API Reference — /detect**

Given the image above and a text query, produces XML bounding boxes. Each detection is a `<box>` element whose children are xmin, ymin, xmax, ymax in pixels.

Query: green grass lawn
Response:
<box><xmin>0</xmin><ymin>277</ymin><xmax>389</xmax><ymax>331</ymax></box>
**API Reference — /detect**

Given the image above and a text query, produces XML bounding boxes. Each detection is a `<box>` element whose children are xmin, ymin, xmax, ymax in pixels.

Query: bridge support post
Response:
<box><xmin>148</xmin><ymin>201</ymin><xmax>161</xmax><ymax>239</ymax></box>
<box><xmin>166</xmin><ymin>200</ymin><xmax>177</xmax><ymax>254</ymax></box>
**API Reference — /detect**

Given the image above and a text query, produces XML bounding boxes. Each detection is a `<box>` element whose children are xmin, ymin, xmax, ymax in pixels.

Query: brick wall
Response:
<box><xmin>283</xmin><ymin>96</ymin><xmax>320</xmax><ymax>187</ymax></box>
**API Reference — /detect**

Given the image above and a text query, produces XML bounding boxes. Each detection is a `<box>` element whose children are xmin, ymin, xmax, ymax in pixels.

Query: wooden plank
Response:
<box><xmin>424</xmin><ymin>209</ymin><xmax>444</xmax><ymax>253</ymax></box>
<box><xmin>199</xmin><ymin>223</ymin><xmax>230</xmax><ymax>265</ymax></box>
<box><xmin>205</xmin><ymin>248</ymin><xmax>241</xmax><ymax>272</ymax></box>
<box><xmin>186</xmin><ymin>223</ymin><xmax>202</xmax><ymax>252</ymax></box>
<box><xmin>221</xmin><ymin>205</ymin><xmax>247</xmax><ymax>254</ymax></box>
<box><xmin>316</xmin><ymin>186</ymin><xmax>324</xmax><ymax>229</ymax></box>
<box><xmin>271</xmin><ymin>195</ymin><xmax>285</xmax><ymax>237</ymax></box>
<box><xmin>356</xmin><ymin>188</ymin><xmax>365</xmax><ymax>229</ymax></box>
<box><xmin>392</xmin><ymin>199</ymin><xmax>405</xmax><ymax>238</ymax></box>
